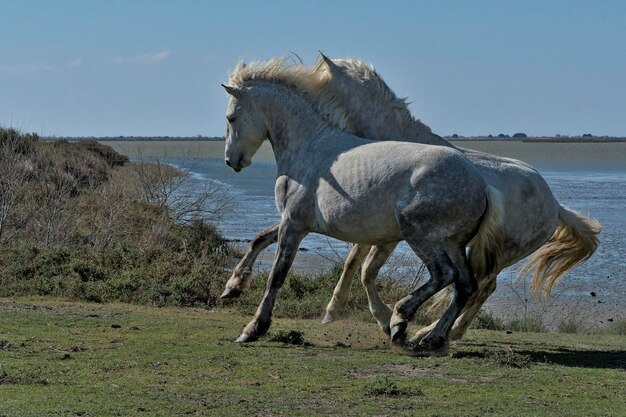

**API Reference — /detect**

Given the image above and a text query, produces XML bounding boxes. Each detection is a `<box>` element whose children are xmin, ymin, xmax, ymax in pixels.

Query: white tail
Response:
<box><xmin>519</xmin><ymin>205</ymin><xmax>600</xmax><ymax>295</ymax></box>
<box><xmin>467</xmin><ymin>186</ymin><xmax>506</xmax><ymax>279</ymax></box>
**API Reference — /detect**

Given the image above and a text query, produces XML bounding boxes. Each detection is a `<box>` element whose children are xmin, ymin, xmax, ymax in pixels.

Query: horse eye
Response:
<box><xmin>227</xmin><ymin>115</ymin><xmax>236</xmax><ymax>123</ymax></box>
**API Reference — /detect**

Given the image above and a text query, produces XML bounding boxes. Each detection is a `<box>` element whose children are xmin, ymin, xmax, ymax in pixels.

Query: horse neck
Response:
<box><xmin>403</xmin><ymin>123</ymin><xmax>456</xmax><ymax>148</ymax></box>
<box><xmin>251</xmin><ymin>82</ymin><xmax>328</xmax><ymax>167</ymax></box>
<box><xmin>340</xmin><ymin>90</ymin><xmax>455</xmax><ymax>148</ymax></box>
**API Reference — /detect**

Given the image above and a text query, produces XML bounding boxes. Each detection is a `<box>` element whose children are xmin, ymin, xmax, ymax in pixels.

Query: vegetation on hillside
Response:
<box><xmin>0</xmin><ymin>128</ymin><xmax>233</xmax><ymax>307</ymax></box>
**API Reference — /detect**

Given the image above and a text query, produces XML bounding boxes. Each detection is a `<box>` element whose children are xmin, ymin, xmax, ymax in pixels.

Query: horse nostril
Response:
<box><xmin>225</xmin><ymin>160</ymin><xmax>232</xmax><ymax>168</ymax></box>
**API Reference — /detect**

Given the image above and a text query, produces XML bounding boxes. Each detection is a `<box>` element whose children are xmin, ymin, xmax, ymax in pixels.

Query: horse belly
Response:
<box><xmin>313</xmin><ymin>183</ymin><xmax>403</xmax><ymax>244</ymax></box>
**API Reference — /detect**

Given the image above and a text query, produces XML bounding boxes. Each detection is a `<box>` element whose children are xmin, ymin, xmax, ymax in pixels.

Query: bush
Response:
<box><xmin>489</xmin><ymin>348</ymin><xmax>532</xmax><ymax>368</ymax></box>
<box><xmin>507</xmin><ymin>316</ymin><xmax>545</xmax><ymax>333</ymax></box>
<box><xmin>75</xmin><ymin>140</ymin><xmax>128</xmax><ymax>167</ymax></box>
<box><xmin>363</xmin><ymin>377</ymin><xmax>423</xmax><ymax>397</ymax></box>
<box><xmin>266</xmin><ymin>330</ymin><xmax>305</xmax><ymax>345</ymax></box>
<box><xmin>0</xmin><ymin>127</ymin><xmax>39</xmax><ymax>155</ymax></box>
<box><xmin>557</xmin><ymin>318</ymin><xmax>586</xmax><ymax>334</ymax></box>
<box><xmin>604</xmin><ymin>319</ymin><xmax>626</xmax><ymax>335</ymax></box>
<box><xmin>0</xmin><ymin>130</ymin><xmax>236</xmax><ymax>307</ymax></box>
<box><xmin>471</xmin><ymin>309</ymin><xmax>505</xmax><ymax>331</ymax></box>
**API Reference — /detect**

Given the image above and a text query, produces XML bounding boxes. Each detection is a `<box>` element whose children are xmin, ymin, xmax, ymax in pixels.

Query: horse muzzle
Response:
<box><xmin>225</xmin><ymin>159</ymin><xmax>242</xmax><ymax>172</ymax></box>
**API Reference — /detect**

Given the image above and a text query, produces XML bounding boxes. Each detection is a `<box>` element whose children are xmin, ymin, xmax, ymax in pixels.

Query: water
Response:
<box><xmin>107</xmin><ymin>140</ymin><xmax>625</xmax><ymax>308</ymax></box>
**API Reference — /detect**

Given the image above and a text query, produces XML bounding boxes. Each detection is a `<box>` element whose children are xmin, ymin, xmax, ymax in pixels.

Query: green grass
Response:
<box><xmin>0</xmin><ymin>298</ymin><xmax>624</xmax><ymax>417</ymax></box>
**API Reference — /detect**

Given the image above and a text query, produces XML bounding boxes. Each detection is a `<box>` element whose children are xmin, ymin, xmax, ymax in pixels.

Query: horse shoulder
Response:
<box><xmin>274</xmin><ymin>175</ymin><xmax>316</xmax><ymax>225</ymax></box>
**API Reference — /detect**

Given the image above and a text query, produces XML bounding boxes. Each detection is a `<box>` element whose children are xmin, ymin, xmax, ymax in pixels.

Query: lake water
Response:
<box><xmin>107</xmin><ymin>140</ymin><xmax>625</xmax><ymax>323</ymax></box>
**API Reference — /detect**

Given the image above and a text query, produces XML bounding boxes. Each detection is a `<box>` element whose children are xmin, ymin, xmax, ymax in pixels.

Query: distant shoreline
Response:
<box><xmin>44</xmin><ymin>136</ymin><xmax>225</xmax><ymax>142</ymax></box>
<box><xmin>44</xmin><ymin>136</ymin><xmax>626</xmax><ymax>143</ymax></box>
<box><xmin>451</xmin><ymin>136</ymin><xmax>626</xmax><ymax>143</ymax></box>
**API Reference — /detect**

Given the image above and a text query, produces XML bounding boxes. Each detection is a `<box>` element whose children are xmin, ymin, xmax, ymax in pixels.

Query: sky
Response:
<box><xmin>1</xmin><ymin>0</ymin><xmax>625</xmax><ymax>137</ymax></box>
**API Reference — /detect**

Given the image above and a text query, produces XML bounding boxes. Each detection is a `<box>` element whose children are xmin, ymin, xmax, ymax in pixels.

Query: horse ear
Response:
<box><xmin>318</xmin><ymin>51</ymin><xmax>342</xmax><ymax>76</ymax></box>
<box><xmin>221</xmin><ymin>84</ymin><xmax>242</xmax><ymax>98</ymax></box>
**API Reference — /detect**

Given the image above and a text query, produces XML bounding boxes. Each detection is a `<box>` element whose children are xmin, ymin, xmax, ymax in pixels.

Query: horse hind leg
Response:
<box><xmin>322</xmin><ymin>244</ymin><xmax>371</xmax><ymax>324</ymax></box>
<box><xmin>360</xmin><ymin>242</ymin><xmax>398</xmax><ymax>335</ymax></box>
<box><xmin>409</xmin><ymin>272</ymin><xmax>497</xmax><ymax>344</ymax></box>
<box><xmin>416</xmin><ymin>246</ymin><xmax>477</xmax><ymax>353</ymax></box>
<box><xmin>389</xmin><ymin>239</ymin><xmax>458</xmax><ymax>343</ymax></box>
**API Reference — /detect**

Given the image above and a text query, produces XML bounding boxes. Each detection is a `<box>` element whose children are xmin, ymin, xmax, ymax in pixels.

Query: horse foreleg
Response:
<box><xmin>322</xmin><ymin>244</ymin><xmax>371</xmax><ymax>324</ymax></box>
<box><xmin>235</xmin><ymin>222</ymin><xmax>305</xmax><ymax>343</ymax></box>
<box><xmin>360</xmin><ymin>243</ymin><xmax>397</xmax><ymax>334</ymax></box>
<box><xmin>221</xmin><ymin>223</ymin><xmax>279</xmax><ymax>299</ymax></box>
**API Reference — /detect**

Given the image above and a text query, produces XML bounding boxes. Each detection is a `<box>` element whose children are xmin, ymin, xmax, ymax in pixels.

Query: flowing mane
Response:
<box><xmin>227</xmin><ymin>55</ymin><xmax>432</xmax><ymax>138</ymax></box>
<box><xmin>311</xmin><ymin>57</ymin><xmax>432</xmax><ymax>136</ymax></box>
<box><xmin>228</xmin><ymin>58</ymin><xmax>351</xmax><ymax>131</ymax></box>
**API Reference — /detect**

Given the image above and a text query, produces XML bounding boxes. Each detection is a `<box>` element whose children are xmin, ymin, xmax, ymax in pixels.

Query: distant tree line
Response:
<box><xmin>444</xmin><ymin>133</ymin><xmax>626</xmax><ymax>141</ymax></box>
<box><xmin>46</xmin><ymin>135</ymin><xmax>225</xmax><ymax>142</ymax></box>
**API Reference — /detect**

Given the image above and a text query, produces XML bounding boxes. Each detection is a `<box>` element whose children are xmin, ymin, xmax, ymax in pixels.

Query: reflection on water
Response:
<box><xmin>108</xmin><ymin>140</ymin><xmax>625</xmax><ymax>302</ymax></box>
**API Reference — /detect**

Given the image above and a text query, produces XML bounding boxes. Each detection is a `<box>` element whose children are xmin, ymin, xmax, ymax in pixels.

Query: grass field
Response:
<box><xmin>0</xmin><ymin>298</ymin><xmax>624</xmax><ymax>417</ymax></box>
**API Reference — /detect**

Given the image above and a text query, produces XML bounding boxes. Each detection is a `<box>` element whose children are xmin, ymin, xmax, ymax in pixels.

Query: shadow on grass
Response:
<box><xmin>454</xmin><ymin>348</ymin><xmax>626</xmax><ymax>369</ymax></box>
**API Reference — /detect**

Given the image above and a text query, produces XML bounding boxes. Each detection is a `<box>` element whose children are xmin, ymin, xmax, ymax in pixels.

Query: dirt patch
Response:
<box><xmin>346</xmin><ymin>363</ymin><xmax>473</xmax><ymax>384</ymax></box>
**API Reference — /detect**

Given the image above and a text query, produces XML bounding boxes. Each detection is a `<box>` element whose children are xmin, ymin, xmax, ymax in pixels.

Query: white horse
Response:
<box><xmin>221</xmin><ymin>63</ymin><xmax>504</xmax><ymax>352</ymax></box>
<box><xmin>221</xmin><ymin>56</ymin><xmax>600</xmax><ymax>344</ymax></box>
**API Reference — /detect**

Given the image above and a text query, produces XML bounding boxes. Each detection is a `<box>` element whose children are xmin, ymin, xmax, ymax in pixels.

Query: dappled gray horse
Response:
<box><xmin>221</xmin><ymin>61</ymin><xmax>505</xmax><ymax>352</ymax></box>
<box><xmin>221</xmin><ymin>56</ymin><xmax>600</xmax><ymax>345</ymax></box>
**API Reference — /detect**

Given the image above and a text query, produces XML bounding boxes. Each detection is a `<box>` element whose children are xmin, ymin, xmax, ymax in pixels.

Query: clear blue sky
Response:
<box><xmin>1</xmin><ymin>0</ymin><xmax>625</xmax><ymax>137</ymax></box>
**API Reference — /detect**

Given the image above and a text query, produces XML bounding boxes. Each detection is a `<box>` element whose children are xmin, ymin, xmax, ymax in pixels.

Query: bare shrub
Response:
<box><xmin>76</xmin><ymin>166</ymin><xmax>133</xmax><ymax>250</ymax></box>
<box><xmin>0</xmin><ymin>128</ymin><xmax>36</xmax><ymax>243</ymax></box>
<box><xmin>502</xmin><ymin>272</ymin><xmax>588</xmax><ymax>333</ymax></box>
<box><xmin>604</xmin><ymin>319</ymin><xmax>626</xmax><ymax>335</ymax></box>
<box><xmin>557</xmin><ymin>317</ymin><xmax>587</xmax><ymax>334</ymax></box>
<box><xmin>130</xmin><ymin>147</ymin><xmax>233</xmax><ymax>226</ymax></box>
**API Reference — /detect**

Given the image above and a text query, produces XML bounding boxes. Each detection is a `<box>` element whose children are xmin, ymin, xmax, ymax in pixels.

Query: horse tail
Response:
<box><xmin>467</xmin><ymin>185</ymin><xmax>506</xmax><ymax>279</ymax></box>
<box><xmin>519</xmin><ymin>204</ymin><xmax>600</xmax><ymax>296</ymax></box>
<box><xmin>426</xmin><ymin>186</ymin><xmax>505</xmax><ymax>317</ymax></box>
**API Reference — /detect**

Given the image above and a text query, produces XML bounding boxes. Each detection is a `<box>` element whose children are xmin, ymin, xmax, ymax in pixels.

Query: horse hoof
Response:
<box><xmin>418</xmin><ymin>335</ymin><xmax>449</xmax><ymax>356</ymax></box>
<box><xmin>390</xmin><ymin>322</ymin><xmax>407</xmax><ymax>342</ymax></box>
<box><xmin>234</xmin><ymin>332</ymin><xmax>257</xmax><ymax>343</ymax></box>
<box><xmin>220</xmin><ymin>287</ymin><xmax>243</xmax><ymax>299</ymax></box>
<box><xmin>321</xmin><ymin>313</ymin><xmax>334</xmax><ymax>324</ymax></box>
<box><xmin>321</xmin><ymin>309</ymin><xmax>345</xmax><ymax>324</ymax></box>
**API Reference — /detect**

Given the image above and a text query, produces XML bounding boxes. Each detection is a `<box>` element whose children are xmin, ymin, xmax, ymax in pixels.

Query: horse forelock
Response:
<box><xmin>228</xmin><ymin>58</ymin><xmax>351</xmax><ymax>131</ymax></box>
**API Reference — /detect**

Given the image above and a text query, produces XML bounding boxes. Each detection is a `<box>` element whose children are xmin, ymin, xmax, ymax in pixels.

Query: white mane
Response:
<box><xmin>311</xmin><ymin>57</ymin><xmax>432</xmax><ymax>135</ymax></box>
<box><xmin>228</xmin><ymin>58</ymin><xmax>351</xmax><ymax>131</ymax></box>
